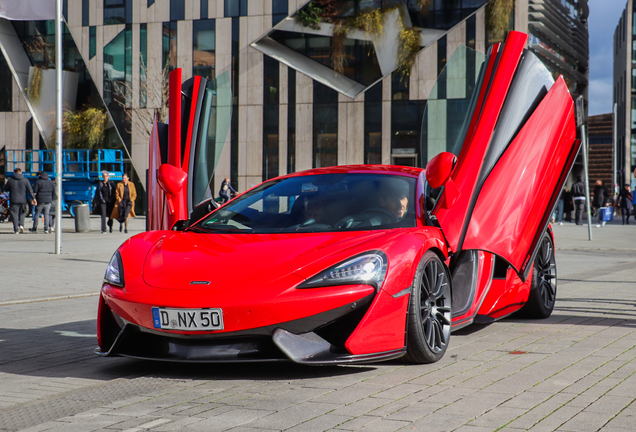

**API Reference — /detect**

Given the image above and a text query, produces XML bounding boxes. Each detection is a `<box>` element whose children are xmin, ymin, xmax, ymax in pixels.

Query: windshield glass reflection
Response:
<box><xmin>197</xmin><ymin>173</ymin><xmax>417</xmax><ymax>233</ymax></box>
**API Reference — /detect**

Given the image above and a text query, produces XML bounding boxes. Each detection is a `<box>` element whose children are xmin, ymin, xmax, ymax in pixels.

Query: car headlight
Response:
<box><xmin>299</xmin><ymin>251</ymin><xmax>388</xmax><ymax>290</ymax></box>
<box><xmin>104</xmin><ymin>251</ymin><xmax>124</xmax><ymax>287</ymax></box>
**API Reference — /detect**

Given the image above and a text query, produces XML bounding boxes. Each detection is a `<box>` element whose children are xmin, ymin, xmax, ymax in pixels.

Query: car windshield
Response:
<box><xmin>196</xmin><ymin>173</ymin><xmax>417</xmax><ymax>233</ymax></box>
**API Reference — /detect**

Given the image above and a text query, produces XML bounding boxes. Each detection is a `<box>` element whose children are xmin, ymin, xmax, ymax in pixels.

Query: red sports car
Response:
<box><xmin>96</xmin><ymin>31</ymin><xmax>579</xmax><ymax>365</ymax></box>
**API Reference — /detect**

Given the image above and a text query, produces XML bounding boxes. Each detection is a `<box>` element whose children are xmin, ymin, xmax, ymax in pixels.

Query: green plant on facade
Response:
<box><xmin>331</xmin><ymin>8</ymin><xmax>388</xmax><ymax>73</ymax></box>
<box><xmin>396</xmin><ymin>16</ymin><xmax>421</xmax><ymax>82</ymax></box>
<box><xmin>297</xmin><ymin>1</ymin><xmax>425</xmax><ymax>82</ymax></box>
<box><xmin>27</xmin><ymin>66</ymin><xmax>42</xmax><ymax>104</ymax></box>
<box><xmin>486</xmin><ymin>0</ymin><xmax>514</xmax><ymax>41</ymax></box>
<box><xmin>296</xmin><ymin>2</ymin><xmax>324</xmax><ymax>30</ymax></box>
<box><xmin>56</xmin><ymin>107</ymin><xmax>108</xmax><ymax>149</ymax></box>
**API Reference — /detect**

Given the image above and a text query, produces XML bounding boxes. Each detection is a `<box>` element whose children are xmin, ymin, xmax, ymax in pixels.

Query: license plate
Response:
<box><xmin>152</xmin><ymin>307</ymin><xmax>224</xmax><ymax>331</ymax></box>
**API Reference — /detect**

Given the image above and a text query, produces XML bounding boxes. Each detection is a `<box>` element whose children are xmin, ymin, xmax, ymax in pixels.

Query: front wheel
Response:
<box><xmin>522</xmin><ymin>233</ymin><xmax>557</xmax><ymax>318</ymax></box>
<box><xmin>404</xmin><ymin>251</ymin><xmax>452</xmax><ymax>364</ymax></box>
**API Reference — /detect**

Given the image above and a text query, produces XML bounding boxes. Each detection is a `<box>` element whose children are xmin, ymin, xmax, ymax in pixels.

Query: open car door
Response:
<box><xmin>426</xmin><ymin>31</ymin><xmax>579</xmax><ymax>280</ymax></box>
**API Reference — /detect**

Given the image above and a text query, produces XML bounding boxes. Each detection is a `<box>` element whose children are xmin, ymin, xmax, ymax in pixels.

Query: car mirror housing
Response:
<box><xmin>157</xmin><ymin>164</ymin><xmax>188</xmax><ymax>215</ymax></box>
<box><xmin>426</xmin><ymin>152</ymin><xmax>460</xmax><ymax>209</ymax></box>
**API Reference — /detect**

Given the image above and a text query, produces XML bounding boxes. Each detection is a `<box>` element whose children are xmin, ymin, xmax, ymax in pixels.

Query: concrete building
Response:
<box><xmin>614</xmin><ymin>0</ymin><xmax>636</xmax><ymax>187</ymax></box>
<box><xmin>0</xmin><ymin>0</ymin><xmax>589</xmax><ymax>204</ymax></box>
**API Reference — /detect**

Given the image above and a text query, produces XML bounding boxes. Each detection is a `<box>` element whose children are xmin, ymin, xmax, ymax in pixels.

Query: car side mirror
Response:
<box><xmin>426</xmin><ymin>152</ymin><xmax>460</xmax><ymax>209</ymax></box>
<box><xmin>157</xmin><ymin>164</ymin><xmax>188</xmax><ymax>215</ymax></box>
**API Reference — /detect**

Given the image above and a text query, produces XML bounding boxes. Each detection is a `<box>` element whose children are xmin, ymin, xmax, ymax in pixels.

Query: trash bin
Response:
<box><xmin>74</xmin><ymin>204</ymin><xmax>90</xmax><ymax>232</ymax></box>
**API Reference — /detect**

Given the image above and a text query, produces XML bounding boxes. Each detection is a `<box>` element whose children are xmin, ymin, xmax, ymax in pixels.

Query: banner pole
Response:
<box><xmin>54</xmin><ymin>0</ymin><xmax>63</xmax><ymax>254</ymax></box>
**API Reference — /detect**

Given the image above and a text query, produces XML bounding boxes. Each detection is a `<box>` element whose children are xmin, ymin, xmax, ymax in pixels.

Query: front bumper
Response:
<box><xmin>96</xmin><ymin>291</ymin><xmax>404</xmax><ymax>364</ymax></box>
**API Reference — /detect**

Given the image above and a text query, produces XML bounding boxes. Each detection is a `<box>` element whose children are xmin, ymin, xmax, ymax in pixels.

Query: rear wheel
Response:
<box><xmin>404</xmin><ymin>251</ymin><xmax>452</xmax><ymax>364</ymax></box>
<box><xmin>522</xmin><ymin>234</ymin><xmax>557</xmax><ymax>318</ymax></box>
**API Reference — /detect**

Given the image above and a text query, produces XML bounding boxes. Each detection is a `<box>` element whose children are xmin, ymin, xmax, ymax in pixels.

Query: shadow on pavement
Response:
<box><xmin>0</xmin><ymin>320</ymin><xmax>374</xmax><ymax>381</ymax></box>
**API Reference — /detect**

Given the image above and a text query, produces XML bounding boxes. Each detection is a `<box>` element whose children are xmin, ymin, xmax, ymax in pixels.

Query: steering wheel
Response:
<box><xmin>287</xmin><ymin>218</ymin><xmax>331</xmax><ymax>231</ymax></box>
<box><xmin>360</xmin><ymin>207</ymin><xmax>399</xmax><ymax>224</ymax></box>
<box><xmin>334</xmin><ymin>208</ymin><xmax>398</xmax><ymax>229</ymax></box>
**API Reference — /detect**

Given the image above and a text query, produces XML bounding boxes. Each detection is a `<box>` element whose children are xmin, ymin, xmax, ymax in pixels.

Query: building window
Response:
<box><xmin>0</xmin><ymin>54</ymin><xmax>12</xmax><ymax>112</ymax></box>
<box><xmin>364</xmin><ymin>81</ymin><xmax>382</xmax><ymax>164</ymax></box>
<box><xmin>263</xmin><ymin>56</ymin><xmax>279</xmax><ymax>181</ymax></box>
<box><xmin>287</xmin><ymin>68</ymin><xmax>296</xmax><ymax>174</ymax></box>
<box><xmin>437</xmin><ymin>35</ymin><xmax>447</xmax><ymax>99</ymax></box>
<box><xmin>82</xmin><ymin>0</ymin><xmax>89</xmax><ymax>26</ymax></box>
<box><xmin>391</xmin><ymin>101</ymin><xmax>425</xmax><ymax>167</ymax></box>
<box><xmin>225</xmin><ymin>0</ymin><xmax>247</xmax><ymax>17</ymax></box>
<box><xmin>273</xmin><ymin>0</ymin><xmax>288</xmax><ymax>25</ymax></box>
<box><xmin>163</xmin><ymin>21</ymin><xmax>178</xmax><ymax>71</ymax></box>
<box><xmin>104</xmin><ymin>26</ymin><xmax>132</xmax><ymax>107</ymax></box>
<box><xmin>89</xmin><ymin>26</ymin><xmax>96</xmax><ymax>59</ymax></box>
<box><xmin>201</xmin><ymin>0</ymin><xmax>209</xmax><ymax>19</ymax></box>
<box><xmin>313</xmin><ymin>81</ymin><xmax>338</xmax><ymax>168</ymax></box>
<box><xmin>140</xmin><ymin>23</ymin><xmax>147</xmax><ymax>108</ymax></box>
<box><xmin>148</xmin><ymin>0</ymin><xmax>155</xmax><ymax>6</ymax></box>
<box><xmin>193</xmin><ymin>20</ymin><xmax>215</xmax><ymax>82</ymax></box>
<box><xmin>466</xmin><ymin>14</ymin><xmax>476</xmax><ymax>49</ymax></box>
<box><xmin>104</xmin><ymin>0</ymin><xmax>131</xmax><ymax>25</ymax></box>
<box><xmin>170</xmin><ymin>0</ymin><xmax>185</xmax><ymax>21</ymax></box>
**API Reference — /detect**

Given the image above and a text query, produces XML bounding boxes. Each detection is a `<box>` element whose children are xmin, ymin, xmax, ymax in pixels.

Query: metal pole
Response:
<box><xmin>613</xmin><ymin>103</ymin><xmax>617</xmax><ymax>203</ymax></box>
<box><xmin>54</xmin><ymin>0</ymin><xmax>63</xmax><ymax>254</ymax></box>
<box><xmin>581</xmin><ymin>124</ymin><xmax>592</xmax><ymax>240</ymax></box>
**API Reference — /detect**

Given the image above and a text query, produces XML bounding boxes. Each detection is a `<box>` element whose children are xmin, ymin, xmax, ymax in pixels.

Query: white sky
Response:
<box><xmin>587</xmin><ymin>0</ymin><xmax>627</xmax><ymax>115</ymax></box>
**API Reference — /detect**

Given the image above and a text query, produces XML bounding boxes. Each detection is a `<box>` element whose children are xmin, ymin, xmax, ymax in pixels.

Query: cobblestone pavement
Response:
<box><xmin>1</xmin><ymin>216</ymin><xmax>635</xmax><ymax>431</ymax></box>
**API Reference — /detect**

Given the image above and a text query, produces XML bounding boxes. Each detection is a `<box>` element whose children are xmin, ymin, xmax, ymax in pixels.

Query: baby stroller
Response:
<box><xmin>0</xmin><ymin>192</ymin><xmax>9</xmax><ymax>223</ymax></box>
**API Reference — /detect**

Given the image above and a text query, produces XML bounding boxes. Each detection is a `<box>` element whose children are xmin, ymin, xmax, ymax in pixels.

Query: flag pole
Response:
<box><xmin>54</xmin><ymin>0</ymin><xmax>62</xmax><ymax>254</ymax></box>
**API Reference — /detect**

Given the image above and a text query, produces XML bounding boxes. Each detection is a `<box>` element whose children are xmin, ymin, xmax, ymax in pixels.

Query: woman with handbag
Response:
<box><xmin>110</xmin><ymin>174</ymin><xmax>136</xmax><ymax>233</ymax></box>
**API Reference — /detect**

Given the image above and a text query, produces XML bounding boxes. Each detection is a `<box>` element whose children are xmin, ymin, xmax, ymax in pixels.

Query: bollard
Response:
<box><xmin>74</xmin><ymin>204</ymin><xmax>90</xmax><ymax>232</ymax></box>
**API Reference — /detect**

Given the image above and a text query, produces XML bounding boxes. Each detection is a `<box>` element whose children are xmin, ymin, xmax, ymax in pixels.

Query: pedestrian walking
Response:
<box><xmin>31</xmin><ymin>172</ymin><xmax>56</xmax><ymax>233</ymax></box>
<box><xmin>571</xmin><ymin>175</ymin><xmax>586</xmax><ymax>225</ymax></box>
<box><xmin>110</xmin><ymin>173</ymin><xmax>136</xmax><ymax>233</ymax></box>
<box><xmin>3</xmin><ymin>168</ymin><xmax>36</xmax><ymax>234</ymax></box>
<box><xmin>218</xmin><ymin>177</ymin><xmax>237</xmax><ymax>204</ymax></box>
<box><xmin>95</xmin><ymin>171</ymin><xmax>116</xmax><ymax>234</ymax></box>
<box><xmin>592</xmin><ymin>179</ymin><xmax>609</xmax><ymax>227</ymax></box>
<box><xmin>618</xmin><ymin>183</ymin><xmax>633</xmax><ymax>225</ymax></box>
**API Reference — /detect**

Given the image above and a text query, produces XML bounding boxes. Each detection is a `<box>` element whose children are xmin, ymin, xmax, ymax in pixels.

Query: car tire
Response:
<box><xmin>404</xmin><ymin>251</ymin><xmax>452</xmax><ymax>364</ymax></box>
<box><xmin>522</xmin><ymin>233</ymin><xmax>557</xmax><ymax>318</ymax></box>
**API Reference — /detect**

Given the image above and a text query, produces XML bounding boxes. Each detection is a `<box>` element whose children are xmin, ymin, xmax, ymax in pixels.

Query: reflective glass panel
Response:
<box><xmin>197</xmin><ymin>173</ymin><xmax>417</xmax><ymax>233</ymax></box>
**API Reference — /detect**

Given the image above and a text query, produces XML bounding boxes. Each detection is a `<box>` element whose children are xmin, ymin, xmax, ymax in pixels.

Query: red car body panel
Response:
<box><xmin>433</xmin><ymin>32</ymin><xmax>527</xmax><ymax>252</ymax></box>
<box><xmin>345</xmin><ymin>289</ymin><xmax>410</xmax><ymax>354</ymax></box>
<box><xmin>462</xmin><ymin>77</ymin><xmax>577</xmax><ymax>277</ymax></box>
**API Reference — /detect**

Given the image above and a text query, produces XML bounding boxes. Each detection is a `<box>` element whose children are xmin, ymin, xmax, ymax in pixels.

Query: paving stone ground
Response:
<box><xmin>1</xmin><ymin>215</ymin><xmax>635</xmax><ymax>431</ymax></box>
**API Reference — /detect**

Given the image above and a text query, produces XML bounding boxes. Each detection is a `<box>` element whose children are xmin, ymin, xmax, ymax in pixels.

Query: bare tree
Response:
<box><xmin>112</xmin><ymin>56</ymin><xmax>171</xmax><ymax>141</ymax></box>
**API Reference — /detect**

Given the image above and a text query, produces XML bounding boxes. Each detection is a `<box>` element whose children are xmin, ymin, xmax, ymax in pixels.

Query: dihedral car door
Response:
<box><xmin>431</xmin><ymin>31</ymin><xmax>579</xmax><ymax>280</ymax></box>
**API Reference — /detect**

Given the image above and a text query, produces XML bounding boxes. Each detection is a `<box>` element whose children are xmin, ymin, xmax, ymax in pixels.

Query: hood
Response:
<box><xmin>12</xmin><ymin>173</ymin><xmax>24</xmax><ymax>180</ymax></box>
<box><xmin>142</xmin><ymin>230</ymin><xmax>395</xmax><ymax>289</ymax></box>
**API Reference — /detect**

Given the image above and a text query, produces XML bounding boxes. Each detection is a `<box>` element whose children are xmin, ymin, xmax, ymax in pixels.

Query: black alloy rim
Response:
<box><xmin>419</xmin><ymin>259</ymin><xmax>451</xmax><ymax>353</ymax></box>
<box><xmin>536</xmin><ymin>237</ymin><xmax>557</xmax><ymax>309</ymax></box>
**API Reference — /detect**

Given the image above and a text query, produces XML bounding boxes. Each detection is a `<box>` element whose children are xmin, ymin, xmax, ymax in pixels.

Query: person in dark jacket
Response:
<box><xmin>571</xmin><ymin>175</ymin><xmax>586</xmax><ymax>225</ymax></box>
<box><xmin>31</xmin><ymin>172</ymin><xmax>56</xmax><ymax>233</ymax></box>
<box><xmin>218</xmin><ymin>177</ymin><xmax>237</xmax><ymax>204</ymax></box>
<box><xmin>592</xmin><ymin>180</ymin><xmax>609</xmax><ymax>227</ymax></box>
<box><xmin>3</xmin><ymin>167</ymin><xmax>36</xmax><ymax>234</ymax></box>
<box><xmin>95</xmin><ymin>171</ymin><xmax>116</xmax><ymax>233</ymax></box>
<box><xmin>618</xmin><ymin>184</ymin><xmax>633</xmax><ymax>225</ymax></box>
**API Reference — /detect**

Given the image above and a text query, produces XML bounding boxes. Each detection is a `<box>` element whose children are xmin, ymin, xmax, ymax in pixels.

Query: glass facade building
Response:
<box><xmin>0</xmin><ymin>0</ymin><xmax>588</xmax><ymax>205</ymax></box>
<box><xmin>614</xmin><ymin>0</ymin><xmax>636</xmax><ymax>187</ymax></box>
